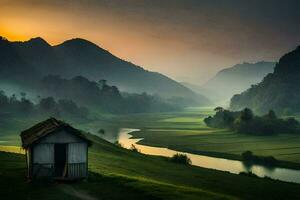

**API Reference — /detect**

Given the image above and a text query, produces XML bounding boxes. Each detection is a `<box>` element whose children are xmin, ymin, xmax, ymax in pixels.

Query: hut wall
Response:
<box><xmin>31</xmin><ymin>130</ymin><xmax>88</xmax><ymax>178</ymax></box>
<box><xmin>32</xmin><ymin>143</ymin><xmax>54</xmax><ymax>177</ymax></box>
<box><xmin>38</xmin><ymin>130</ymin><xmax>83</xmax><ymax>144</ymax></box>
<box><xmin>68</xmin><ymin>143</ymin><xmax>88</xmax><ymax>178</ymax></box>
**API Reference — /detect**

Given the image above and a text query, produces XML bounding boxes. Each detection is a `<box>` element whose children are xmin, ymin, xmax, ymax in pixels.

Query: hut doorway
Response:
<box><xmin>54</xmin><ymin>144</ymin><xmax>67</xmax><ymax>177</ymax></box>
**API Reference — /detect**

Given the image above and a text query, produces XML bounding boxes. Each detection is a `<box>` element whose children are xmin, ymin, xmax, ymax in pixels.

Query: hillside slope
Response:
<box><xmin>201</xmin><ymin>61</ymin><xmax>275</xmax><ymax>103</ymax></box>
<box><xmin>230</xmin><ymin>46</ymin><xmax>300</xmax><ymax>114</ymax></box>
<box><xmin>1</xmin><ymin>131</ymin><xmax>300</xmax><ymax>200</ymax></box>
<box><xmin>0</xmin><ymin>36</ymin><xmax>209</xmax><ymax>105</ymax></box>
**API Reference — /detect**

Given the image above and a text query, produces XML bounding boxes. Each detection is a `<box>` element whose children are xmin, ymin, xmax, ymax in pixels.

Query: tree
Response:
<box><xmin>9</xmin><ymin>94</ymin><xmax>17</xmax><ymax>104</ymax></box>
<box><xmin>223</xmin><ymin>110</ymin><xmax>235</xmax><ymax>127</ymax></box>
<box><xmin>214</xmin><ymin>106</ymin><xmax>224</xmax><ymax>113</ymax></box>
<box><xmin>39</xmin><ymin>97</ymin><xmax>59</xmax><ymax>116</ymax></box>
<box><xmin>242</xmin><ymin>151</ymin><xmax>254</xmax><ymax>160</ymax></box>
<box><xmin>0</xmin><ymin>90</ymin><xmax>8</xmax><ymax>108</ymax></box>
<box><xmin>19</xmin><ymin>98</ymin><xmax>34</xmax><ymax>114</ymax></box>
<box><xmin>265</xmin><ymin>110</ymin><xmax>277</xmax><ymax>120</ymax></box>
<box><xmin>170</xmin><ymin>153</ymin><xmax>192</xmax><ymax>165</ymax></box>
<box><xmin>286</xmin><ymin>118</ymin><xmax>299</xmax><ymax>129</ymax></box>
<box><xmin>205</xmin><ymin>107</ymin><xmax>300</xmax><ymax>135</ymax></box>
<box><xmin>98</xmin><ymin>79</ymin><xmax>107</xmax><ymax>89</ymax></box>
<box><xmin>20</xmin><ymin>92</ymin><xmax>26</xmax><ymax>99</ymax></box>
<box><xmin>130</xmin><ymin>144</ymin><xmax>140</xmax><ymax>152</ymax></box>
<box><xmin>58</xmin><ymin>99</ymin><xmax>78</xmax><ymax>114</ymax></box>
<box><xmin>204</xmin><ymin>116</ymin><xmax>213</xmax><ymax>127</ymax></box>
<box><xmin>240</xmin><ymin>108</ymin><xmax>253</xmax><ymax>122</ymax></box>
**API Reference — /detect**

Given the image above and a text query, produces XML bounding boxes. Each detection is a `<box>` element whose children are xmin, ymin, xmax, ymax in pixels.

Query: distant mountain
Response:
<box><xmin>201</xmin><ymin>61</ymin><xmax>275</xmax><ymax>103</ymax></box>
<box><xmin>180</xmin><ymin>82</ymin><xmax>200</xmax><ymax>92</ymax></box>
<box><xmin>0</xmin><ymin>36</ymin><xmax>210</xmax><ymax>105</ymax></box>
<box><xmin>230</xmin><ymin>46</ymin><xmax>300</xmax><ymax>114</ymax></box>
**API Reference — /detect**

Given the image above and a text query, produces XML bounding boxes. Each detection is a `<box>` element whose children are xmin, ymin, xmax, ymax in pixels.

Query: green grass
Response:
<box><xmin>4</xmin><ymin>107</ymin><xmax>300</xmax><ymax>165</ymax></box>
<box><xmin>105</xmin><ymin>107</ymin><xmax>300</xmax><ymax>165</ymax></box>
<box><xmin>1</xmin><ymin>107</ymin><xmax>300</xmax><ymax>199</ymax></box>
<box><xmin>0</xmin><ymin>152</ymin><xmax>162</xmax><ymax>200</ymax></box>
<box><xmin>2</xmin><ymin>135</ymin><xmax>300</xmax><ymax>200</ymax></box>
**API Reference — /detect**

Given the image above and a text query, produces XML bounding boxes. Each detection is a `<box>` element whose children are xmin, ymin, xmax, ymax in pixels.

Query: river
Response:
<box><xmin>114</xmin><ymin>128</ymin><xmax>300</xmax><ymax>184</ymax></box>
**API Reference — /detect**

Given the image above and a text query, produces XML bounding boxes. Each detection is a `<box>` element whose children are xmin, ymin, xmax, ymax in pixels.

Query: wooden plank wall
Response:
<box><xmin>68</xmin><ymin>143</ymin><xmax>88</xmax><ymax>177</ymax></box>
<box><xmin>30</xmin><ymin>130</ymin><xmax>88</xmax><ymax>178</ymax></box>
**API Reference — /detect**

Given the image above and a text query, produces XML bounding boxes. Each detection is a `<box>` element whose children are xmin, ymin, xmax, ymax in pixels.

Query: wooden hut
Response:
<box><xmin>20</xmin><ymin>118</ymin><xmax>92</xmax><ymax>179</ymax></box>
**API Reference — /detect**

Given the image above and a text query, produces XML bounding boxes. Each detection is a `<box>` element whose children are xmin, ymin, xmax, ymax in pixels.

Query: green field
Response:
<box><xmin>107</xmin><ymin>107</ymin><xmax>300</xmax><ymax>165</ymax></box>
<box><xmin>2</xmin><ymin>134</ymin><xmax>300</xmax><ymax>200</ymax></box>
<box><xmin>3</xmin><ymin>107</ymin><xmax>300</xmax><ymax>164</ymax></box>
<box><xmin>1</xmin><ymin>107</ymin><xmax>300</xmax><ymax>199</ymax></box>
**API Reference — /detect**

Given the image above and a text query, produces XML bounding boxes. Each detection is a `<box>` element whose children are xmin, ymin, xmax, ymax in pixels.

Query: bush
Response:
<box><xmin>130</xmin><ymin>144</ymin><xmax>140</xmax><ymax>153</ymax></box>
<box><xmin>241</xmin><ymin>151</ymin><xmax>277</xmax><ymax>167</ymax></box>
<box><xmin>170</xmin><ymin>153</ymin><xmax>191</xmax><ymax>165</ymax></box>
<box><xmin>239</xmin><ymin>171</ymin><xmax>259</xmax><ymax>178</ymax></box>
<box><xmin>241</xmin><ymin>151</ymin><xmax>254</xmax><ymax>161</ymax></box>
<box><xmin>114</xmin><ymin>141</ymin><xmax>122</xmax><ymax>147</ymax></box>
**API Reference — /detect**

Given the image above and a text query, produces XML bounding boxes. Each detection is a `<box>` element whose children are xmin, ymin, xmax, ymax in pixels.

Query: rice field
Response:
<box><xmin>113</xmin><ymin>107</ymin><xmax>300</xmax><ymax>164</ymax></box>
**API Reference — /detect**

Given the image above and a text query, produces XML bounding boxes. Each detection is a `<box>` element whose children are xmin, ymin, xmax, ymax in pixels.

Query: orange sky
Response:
<box><xmin>1</xmin><ymin>0</ymin><xmax>300</xmax><ymax>84</ymax></box>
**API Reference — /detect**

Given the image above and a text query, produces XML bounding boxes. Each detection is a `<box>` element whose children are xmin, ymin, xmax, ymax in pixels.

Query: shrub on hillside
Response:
<box><xmin>170</xmin><ymin>153</ymin><xmax>191</xmax><ymax>165</ymax></box>
<box><xmin>130</xmin><ymin>144</ymin><xmax>140</xmax><ymax>153</ymax></box>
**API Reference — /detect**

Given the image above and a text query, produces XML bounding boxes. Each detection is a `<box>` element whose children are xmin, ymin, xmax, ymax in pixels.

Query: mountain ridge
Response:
<box><xmin>0</xmin><ymin>36</ymin><xmax>210</xmax><ymax>105</ymax></box>
<box><xmin>199</xmin><ymin>61</ymin><xmax>275</xmax><ymax>103</ymax></box>
<box><xmin>230</xmin><ymin>46</ymin><xmax>300</xmax><ymax>114</ymax></box>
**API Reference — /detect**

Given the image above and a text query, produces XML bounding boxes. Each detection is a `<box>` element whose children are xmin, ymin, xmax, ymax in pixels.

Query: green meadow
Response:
<box><xmin>1</xmin><ymin>134</ymin><xmax>300</xmax><ymax>200</ymax></box>
<box><xmin>1</xmin><ymin>107</ymin><xmax>300</xmax><ymax>166</ymax></box>
<box><xmin>1</xmin><ymin>107</ymin><xmax>300</xmax><ymax>199</ymax></box>
<box><xmin>110</xmin><ymin>107</ymin><xmax>300</xmax><ymax>165</ymax></box>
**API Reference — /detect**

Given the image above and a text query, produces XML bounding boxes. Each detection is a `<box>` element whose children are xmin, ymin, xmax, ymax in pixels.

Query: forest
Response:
<box><xmin>0</xmin><ymin>77</ymin><xmax>182</xmax><ymax>126</ymax></box>
<box><xmin>230</xmin><ymin>46</ymin><xmax>300</xmax><ymax>114</ymax></box>
<box><xmin>204</xmin><ymin>107</ymin><xmax>300</xmax><ymax>135</ymax></box>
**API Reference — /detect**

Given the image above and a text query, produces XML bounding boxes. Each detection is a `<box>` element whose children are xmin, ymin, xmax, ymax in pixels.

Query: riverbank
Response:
<box><xmin>1</xmin><ymin>107</ymin><xmax>300</xmax><ymax>199</ymax></box>
<box><xmin>106</xmin><ymin>107</ymin><xmax>300</xmax><ymax>163</ymax></box>
<box><xmin>2</xmin><ymin>133</ymin><xmax>300</xmax><ymax>200</ymax></box>
<box><xmin>130</xmin><ymin>129</ymin><xmax>300</xmax><ymax>171</ymax></box>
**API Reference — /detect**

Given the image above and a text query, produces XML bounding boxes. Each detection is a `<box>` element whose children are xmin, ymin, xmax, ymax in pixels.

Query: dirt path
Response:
<box><xmin>58</xmin><ymin>184</ymin><xmax>98</xmax><ymax>200</ymax></box>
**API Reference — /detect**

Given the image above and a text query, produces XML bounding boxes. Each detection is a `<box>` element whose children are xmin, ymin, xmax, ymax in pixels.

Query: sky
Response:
<box><xmin>1</xmin><ymin>0</ymin><xmax>300</xmax><ymax>84</ymax></box>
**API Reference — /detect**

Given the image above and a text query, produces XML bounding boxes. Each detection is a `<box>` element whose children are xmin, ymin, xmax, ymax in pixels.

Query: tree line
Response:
<box><xmin>204</xmin><ymin>107</ymin><xmax>300</xmax><ymax>135</ymax></box>
<box><xmin>39</xmin><ymin>75</ymin><xmax>180</xmax><ymax>114</ymax></box>
<box><xmin>0</xmin><ymin>91</ymin><xmax>89</xmax><ymax>121</ymax></box>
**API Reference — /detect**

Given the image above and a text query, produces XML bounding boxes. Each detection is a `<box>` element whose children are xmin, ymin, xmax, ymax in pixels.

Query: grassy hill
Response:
<box><xmin>1</xmin><ymin>107</ymin><xmax>300</xmax><ymax>199</ymax></box>
<box><xmin>1</xmin><ymin>129</ymin><xmax>300</xmax><ymax>200</ymax></box>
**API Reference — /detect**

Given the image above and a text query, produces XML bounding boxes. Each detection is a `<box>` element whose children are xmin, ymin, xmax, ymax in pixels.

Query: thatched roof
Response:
<box><xmin>20</xmin><ymin>118</ymin><xmax>92</xmax><ymax>148</ymax></box>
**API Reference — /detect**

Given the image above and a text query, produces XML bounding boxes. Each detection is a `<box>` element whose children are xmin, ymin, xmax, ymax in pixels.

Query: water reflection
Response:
<box><xmin>114</xmin><ymin>128</ymin><xmax>300</xmax><ymax>184</ymax></box>
<box><xmin>242</xmin><ymin>161</ymin><xmax>276</xmax><ymax>173</ymax></box>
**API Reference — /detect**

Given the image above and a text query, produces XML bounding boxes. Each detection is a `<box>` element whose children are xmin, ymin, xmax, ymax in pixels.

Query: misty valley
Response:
<box><xmin>1</xmin><ymin>1</ymin><xmax>300</xmax><ymax>199</ymax></box>
<box><xmin>1</xmin><ymin>35</ymin><xmax>300</xmax><ymax>200</ymax></box>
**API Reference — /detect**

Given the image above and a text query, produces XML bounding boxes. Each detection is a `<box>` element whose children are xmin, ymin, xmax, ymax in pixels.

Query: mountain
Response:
<box><xmin>0</xmin><ymin>36</ymin><xmax>210</xmax><ymax>105</ymax></box>
<box><xmin>201</xmin><ymin>61</ymin><xmax>275</xmax><ymax>104</ymax></box>
<box><xmin>180</xmin><ymin>82</ymin><xmax>217</xmax><ymax>102</ymax></box>
<box><xmin>230</xmin><ymin>46</ymin><xmax>300</xmax><ymax>114</ymax></box>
